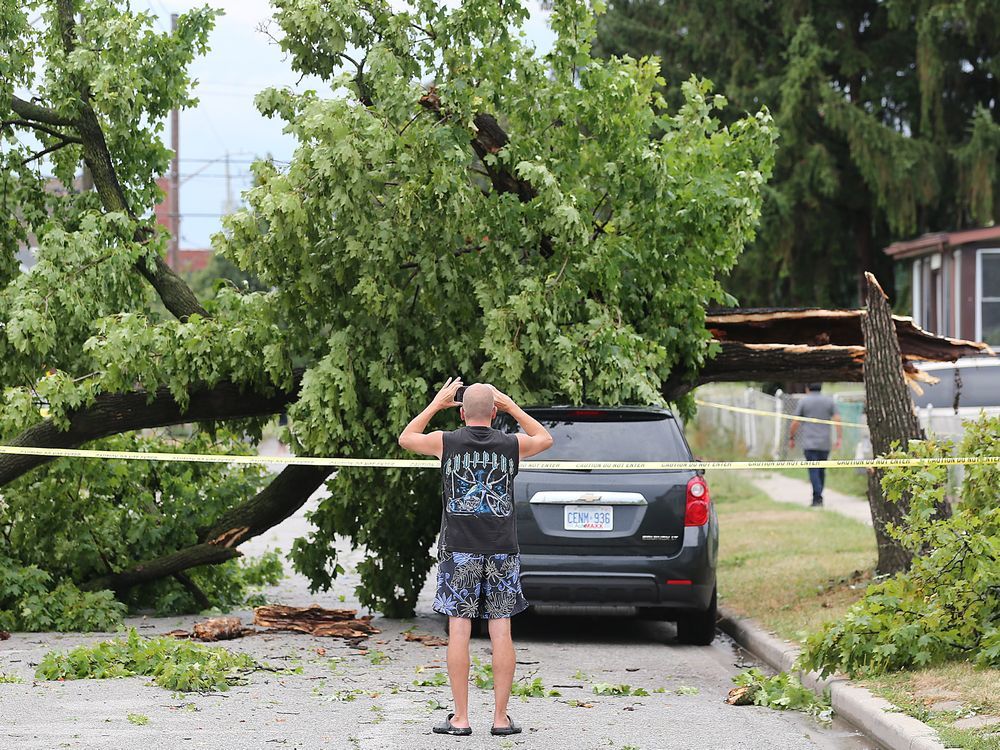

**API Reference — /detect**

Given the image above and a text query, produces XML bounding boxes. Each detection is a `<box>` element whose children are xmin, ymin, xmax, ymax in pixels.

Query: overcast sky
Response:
<box><xmin>141</xmin><ymin>0</ymin><xmax>556</xmax><ymax>248</ymax></box>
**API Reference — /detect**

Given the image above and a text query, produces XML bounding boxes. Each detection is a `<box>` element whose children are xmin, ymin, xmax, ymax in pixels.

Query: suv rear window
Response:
<box><xmin>913</xmin><ymin>365</ymin><xmax>1000</xmax><ymax>409</ymax></box>
<box><xmin>496</xmin><ymin>410</ymin><xmax>691</xmax><ymax>461</ymax></box>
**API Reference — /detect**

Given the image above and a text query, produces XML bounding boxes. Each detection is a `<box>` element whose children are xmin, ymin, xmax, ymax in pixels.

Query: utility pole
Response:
<box><xmin>223</xmin><ymin>151</ymin><xmax>234</xmax><ymax>214</ymax></box>
<box><xmin>169</xmin><ymin>12</ymin><xmax>180</xmax><ymax>269</ymax></box>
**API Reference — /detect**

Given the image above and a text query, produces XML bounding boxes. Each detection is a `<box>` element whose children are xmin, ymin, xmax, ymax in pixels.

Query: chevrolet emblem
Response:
<box><xmin>577</xmin><ymin>493</ymin><xmax>602</xmax><ymax>503</ymax></box>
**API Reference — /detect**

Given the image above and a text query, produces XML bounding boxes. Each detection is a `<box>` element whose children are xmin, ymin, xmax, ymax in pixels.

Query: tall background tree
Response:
<box><xmin>1</xmin><ymin>0</ymin><xmax>775</xmax><ymax>620</ymax></box>
<box><xmin>595</xmin><ymin>0</ymin><xmax>1000</xmax><ymax>307</ymax></box>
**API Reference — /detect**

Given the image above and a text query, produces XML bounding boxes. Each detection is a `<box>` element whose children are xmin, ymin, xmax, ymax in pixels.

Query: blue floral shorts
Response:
<box><xmin>433</xmin><ymin>551</ymin><xmax>529</xmax><ymax>620</ymax></box>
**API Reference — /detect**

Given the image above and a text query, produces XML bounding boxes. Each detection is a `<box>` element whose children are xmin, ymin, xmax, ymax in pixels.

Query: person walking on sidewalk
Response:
<box><xmin>788</xmin><ymin>383</ymin><xmax>842</xmax><ymax>507</ymax></box>
<box><xmin>398</xmin><ymin>378</ymin><xmax>553</xmax><ymax>737</ymax></box>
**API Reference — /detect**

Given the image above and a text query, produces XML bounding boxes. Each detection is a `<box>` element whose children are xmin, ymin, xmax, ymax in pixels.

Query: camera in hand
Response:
<box><xmin>455</xmin><ymin>385</ymin><xmax>467</xmax><ymax>403</ymax></box>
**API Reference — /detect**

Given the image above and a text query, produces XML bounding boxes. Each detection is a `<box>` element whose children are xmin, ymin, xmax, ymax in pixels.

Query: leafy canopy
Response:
<box><xmin>596</xmin><ymin>0</ymin><xmax>1000</xmax><ymax>307</ymax></box>
<box><xmin>2</xmin><ymin>0</ymin><xmax>775</xmax><ymax>616</ymax></box>
<box><xmin>223</xmin><ymin>0</ymin><xmax>775</xmax><ymax>614</ymax></box>
<box><xmin>800</xmin><ymin>416</ymin><xmax>1000</xmax><ymax>677</ymax></box>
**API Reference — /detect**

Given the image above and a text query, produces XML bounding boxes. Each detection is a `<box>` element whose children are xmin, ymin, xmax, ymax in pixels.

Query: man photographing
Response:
<box><xmin>398</xmin><ymin>378</ymin><xmax>553</xmax><ymax>737</ymax></box>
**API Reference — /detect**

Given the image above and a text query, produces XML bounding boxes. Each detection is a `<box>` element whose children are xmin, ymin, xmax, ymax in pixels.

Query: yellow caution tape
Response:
<box><xmin>0</xmin><ymin>445</ymin><xmax>996</xmax><ymax>470</ymax></box>
<box><xmin>695</xmin><ymin>398</ymin><xmax>867</xmax><ymax>429</ymax></box>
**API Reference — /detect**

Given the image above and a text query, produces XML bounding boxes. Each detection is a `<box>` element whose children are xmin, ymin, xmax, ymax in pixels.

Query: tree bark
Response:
<box><xmin>0</xmin><ymin>373</ymin><xmax>303</xmax><ymax>487</ymax></box>
<box><xmin>82</xmin><ymin>464</ymin><xmax>333</xmax><ymax>594</ymax></box>
<box><xmin>47</xmin><ymin>0</ymin><xmax>208</xmax><ymax>321</ymax></box>
<box><xmin>253</xmin><ymin>604</ymin><xmax>379</xmax><ymax>638</ymax></box>
<box><xmin>861</xmin><ymin>272</ymin><xmax>926</xmax><ymax>575</ymax></box>
<box><xmin>84</xmin><ymin>543</ymin><xmax>241</xmax><ymax>593</ymax></box>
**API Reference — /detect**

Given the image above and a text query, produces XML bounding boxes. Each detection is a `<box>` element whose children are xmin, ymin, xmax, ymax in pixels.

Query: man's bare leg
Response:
<box><xmin>447</xmin><ymin>617</ymin><xmax>472</xmax><ymax>728</ymax></box>
<box><xmin>488</xmin><ymin>617</ymin><xmax>515</xmax><ymax>728</ymax></box>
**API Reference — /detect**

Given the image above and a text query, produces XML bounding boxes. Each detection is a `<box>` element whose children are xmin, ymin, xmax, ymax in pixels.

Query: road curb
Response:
<box><xmin>718</xmin><ymin>605</ymin><xmax>946</xmax><ymax>750</ymax></box>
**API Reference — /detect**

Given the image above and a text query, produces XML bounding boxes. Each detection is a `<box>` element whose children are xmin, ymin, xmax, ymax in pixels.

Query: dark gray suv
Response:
<box><xmin>501</xmin><ymin>406</ymin><xmax>719</xmax><ymax>645</ymax></box>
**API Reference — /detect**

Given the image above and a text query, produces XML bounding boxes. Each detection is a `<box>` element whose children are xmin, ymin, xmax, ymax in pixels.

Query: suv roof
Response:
<box><xmin>524</xmin><ymin>405</ymin><xmax>676</xmax><ymax>419</ymax></box>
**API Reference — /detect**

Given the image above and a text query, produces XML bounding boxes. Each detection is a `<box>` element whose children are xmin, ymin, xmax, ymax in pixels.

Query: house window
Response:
<box><xmin>978</xmin><ymin>249</ymin><xmax>1000</xmax><ymax>346</ymax></box>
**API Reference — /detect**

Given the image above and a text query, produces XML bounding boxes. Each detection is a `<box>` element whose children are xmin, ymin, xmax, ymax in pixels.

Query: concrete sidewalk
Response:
<box><xmin>749</xmin><ymin>471</ymin><xmax>873</xmax><ymax>526</ymax></box>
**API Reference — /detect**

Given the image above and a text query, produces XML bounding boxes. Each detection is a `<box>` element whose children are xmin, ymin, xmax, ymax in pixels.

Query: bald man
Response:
<box><xmin>398</xmin><ymin>378</ymin><xmax>553</xmax><ymax>737</ymax></box>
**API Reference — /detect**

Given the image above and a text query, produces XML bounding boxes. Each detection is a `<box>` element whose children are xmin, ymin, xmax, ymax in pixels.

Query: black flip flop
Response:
<box><xmin>433</xmin><ymin>713</ymin><xmax>472</xmax><ymax>736</ymax></box>
<box><xmin>490</xmin><ymin>715</ymin><xmax>522</xmax><ymax>736</ymax></box>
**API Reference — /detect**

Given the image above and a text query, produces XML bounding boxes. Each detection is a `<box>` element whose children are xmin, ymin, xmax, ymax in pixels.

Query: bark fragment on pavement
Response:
<box><xmin>253</xmin><ymin>604</ymin><xmax>379</xmax><ymax>638</ymax></box>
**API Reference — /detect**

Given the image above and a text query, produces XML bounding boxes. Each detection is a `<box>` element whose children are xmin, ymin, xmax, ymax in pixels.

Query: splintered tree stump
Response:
<box><xmin>253</xmin><ymin>605</ymin><xmax>380</xmax><ymax>639</ymax></box>
<box><xmin>861</xmin><ymin>272</ymin><xmax>949</xmax><ymax>576</ymax></box>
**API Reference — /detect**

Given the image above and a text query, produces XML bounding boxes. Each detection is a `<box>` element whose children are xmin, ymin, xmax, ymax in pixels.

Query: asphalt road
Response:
<box><xmin>0</xmin><ymin>487</ymin><xmax>881</xmax><ymax>750</ymax></box>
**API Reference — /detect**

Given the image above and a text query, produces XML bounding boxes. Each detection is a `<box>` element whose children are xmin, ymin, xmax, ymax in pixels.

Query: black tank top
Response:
<box><xmin>439</xmin><ymin>426</ymin><xmax>520</xmax><ymax>554</ymax></box>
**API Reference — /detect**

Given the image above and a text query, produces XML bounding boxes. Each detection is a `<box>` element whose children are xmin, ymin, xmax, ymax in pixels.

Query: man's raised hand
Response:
<box><xmin>432</xmin><ymin>377</ymin><xmax>464</xmax><ymax>410</ymax></box>
<box><xmin>490</xmin><ymin>385</ymin><xmax>517</xmax><ymax>414</ymax></box>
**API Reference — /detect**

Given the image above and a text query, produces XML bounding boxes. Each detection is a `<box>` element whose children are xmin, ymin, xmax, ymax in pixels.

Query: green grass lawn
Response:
<box><xmin>766</xmin><ymin>465</ymin><xmax>869</xmax><ymax>498</ymax></box>
<box><xmin>710</xmin><ymin>470</ymin><xmax>875</xmax><ymax>640</ymax></box>
<box><xmin>711</xmin><ymin>470</ymin><xmax>1000</xmax><ymax>749</ymax></box>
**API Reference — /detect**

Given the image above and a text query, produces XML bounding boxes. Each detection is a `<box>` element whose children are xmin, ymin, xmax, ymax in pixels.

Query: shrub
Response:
<box><xmin>800</xmin><ymin>416</ymin><xmax>1000</xmax><ymax>677</ymax></box>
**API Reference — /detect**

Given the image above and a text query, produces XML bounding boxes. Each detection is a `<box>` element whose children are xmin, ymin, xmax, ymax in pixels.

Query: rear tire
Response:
<box><xmin>675</xmin><ymin>587</ymin><xmax>717</xmax><ymax>645</ymax></box>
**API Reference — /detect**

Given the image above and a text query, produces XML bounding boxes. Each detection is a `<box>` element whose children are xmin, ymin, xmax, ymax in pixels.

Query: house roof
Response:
<box><xmin>885</xmin><ymin>226</ymin><xmax>1000</xmax><ymax>259</ymax></box>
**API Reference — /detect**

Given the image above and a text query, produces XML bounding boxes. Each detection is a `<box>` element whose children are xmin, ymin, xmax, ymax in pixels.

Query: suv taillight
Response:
<box><xmin>685</xmin><ymin>476</ymin><xmax>710</xmax><ymax>526</ymax></box>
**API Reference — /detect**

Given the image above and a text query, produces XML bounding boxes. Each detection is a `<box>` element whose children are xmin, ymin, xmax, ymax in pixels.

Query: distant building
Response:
<box><xmin>153</xmin><ymin>175</ymin><xmax>212</xmax><ymax>273</ymax></box>
<box><xmin>885</xmin><ymin>227</ymin><xmax>1000</xmax><ymax>347</ymax></box>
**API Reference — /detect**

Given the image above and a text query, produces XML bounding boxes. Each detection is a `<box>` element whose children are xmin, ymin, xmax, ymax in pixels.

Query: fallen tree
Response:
<box><xmin>0</xmin><ymin>0</ymin><xmax>990</xmax><ymax>623</ymax></box>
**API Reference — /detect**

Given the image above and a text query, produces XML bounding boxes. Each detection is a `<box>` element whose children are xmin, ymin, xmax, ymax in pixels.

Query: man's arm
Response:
<box><xmin>397</xmin><ymin>377</ymin><xmax>463</xmax><ymax>458</ymax></box>
<box><xmin>491</xmin><ymin>386</ymin><xmax>553</xmax><ymax>459</ymax></box>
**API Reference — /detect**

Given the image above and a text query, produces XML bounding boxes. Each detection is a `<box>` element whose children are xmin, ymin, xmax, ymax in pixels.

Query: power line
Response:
<box><xmin>178</xmin><ymin>157</ymin><xmax>262</xmax><ymax>164</ymax></box>
<box><xmin>179</xmin><ymin>172</ymin><xmax>253</xmax><ymax>179</ymax></box>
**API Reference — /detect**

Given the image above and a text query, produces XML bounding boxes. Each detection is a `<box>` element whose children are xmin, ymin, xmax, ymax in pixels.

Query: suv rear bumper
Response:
<box><xmin>519</xmin><ymin>549</ymin><xmax>715</xmax><ymax>612</ymax></box>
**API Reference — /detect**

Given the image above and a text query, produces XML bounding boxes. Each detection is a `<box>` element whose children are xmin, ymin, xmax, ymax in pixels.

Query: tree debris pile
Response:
<box><xmin>253</xmin><ymin>605</ymin><xmax>379</xmax><ymax>639</ymax></box>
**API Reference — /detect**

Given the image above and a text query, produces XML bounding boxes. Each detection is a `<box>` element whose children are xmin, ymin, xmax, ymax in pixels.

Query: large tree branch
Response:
<box><xmin>9</xmin><ymin>95</ymin><xmax>75</xmax><ymax>127</ymax></box>
<box><xmin>83</xmin><ymin>465</ymin><xmax>333</xmax><ymax>593</ymax></box>
<box><xmin>48</xmin><ymin>0</ymin><xmax>208</xmax><ymax>321</ymax></box>
<box><xmin>0</xmin><ymin>371</ymin><xmax>304</xmax><ymax>487</ymax></box>
<box><xmin>418</xmin><ymin>88</ymin><xmax>553</xmax><ymax>258</ymax></box>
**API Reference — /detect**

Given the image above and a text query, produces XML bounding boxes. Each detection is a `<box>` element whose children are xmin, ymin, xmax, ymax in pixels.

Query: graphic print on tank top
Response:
<box><xmin>444</xmin><ymin>450</ymin><xmax>515</xmax><ymax>517</ymax></box>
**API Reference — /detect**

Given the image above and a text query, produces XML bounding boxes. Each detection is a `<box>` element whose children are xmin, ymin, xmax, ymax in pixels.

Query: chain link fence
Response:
<box><xmin>689</xmin><ymin>384</ymin><xmax>982</xmax><ymax>462</ymax></box>
<box><xmin>689</xmin><ymin>385</ymin><xmax>868</xmax><ymax>460</ymax></box>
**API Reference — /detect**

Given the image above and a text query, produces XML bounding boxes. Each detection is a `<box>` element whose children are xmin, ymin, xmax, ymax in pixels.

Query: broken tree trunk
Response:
<box><xmin>253</xmin><ymin>605</ymin><xmax>379</xmax><ymax>639</ymax></box>
<box><xmin>660</xmin><ymin>307</ymin><xmax>993</xmax><ymax>400</ymax></box>
<box><xmin>82</xmin><ymin>464</ymin><xmax>332</xmax><ymax>593</ymax></box>
<box><xmin>192</xmin><ymin>616</ymin><xmax>253</xmax><ymax>641</ymax></box>
<box><xmin>861</xmin><ymin>272</ymin><xmax>938</xmax><ymax>576</ymax></box>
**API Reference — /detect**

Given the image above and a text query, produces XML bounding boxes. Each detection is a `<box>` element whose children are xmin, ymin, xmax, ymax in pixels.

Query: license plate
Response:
<box><xmin>563</xmin><ymin>505</ymin><xmax>613</xmax><ymax>531</ymax></box>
